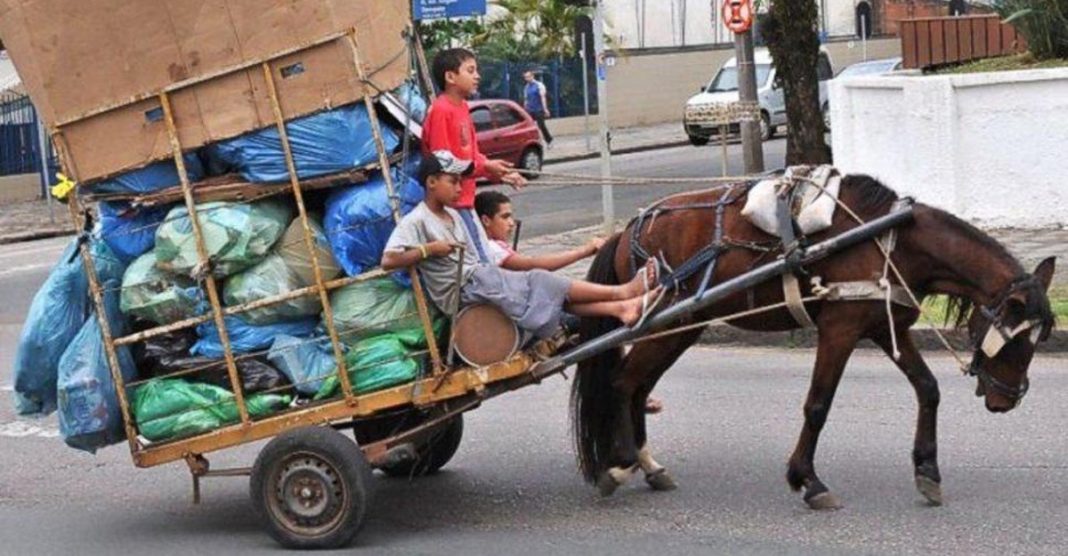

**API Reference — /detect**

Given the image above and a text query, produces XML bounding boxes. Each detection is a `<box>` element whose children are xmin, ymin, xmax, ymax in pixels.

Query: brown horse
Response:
<box><xmin>572</xmin><ymin>174</ymin><xmax>1055</xmax><ymax>509</ymax></box>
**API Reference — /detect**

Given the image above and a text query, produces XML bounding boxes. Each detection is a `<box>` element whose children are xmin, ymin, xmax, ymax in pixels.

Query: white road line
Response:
<box><xmin>0</xmin><ymin>262</ymin><xmax>54</xmax><ymax>278</ymax></box>
<box><xmin>0</xmin><ymin>384</ymin><xmax>13</xmax><ymax>392</ymax></box>
<box><xmin>0</xmin><ymin>241</ymin><xmax>68</xmax><ymax>259</ymax></box>
<box><xmin>0</xmin><ymin>420</ymin><xmax>59</xmax><ymax>439</ymax></box>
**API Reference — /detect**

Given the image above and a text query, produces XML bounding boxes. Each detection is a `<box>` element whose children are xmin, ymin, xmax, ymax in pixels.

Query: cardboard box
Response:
<box><xmin>0</xmin><ymin>0</ymin><xmax>411</xmax><ymax>183</ymax></box>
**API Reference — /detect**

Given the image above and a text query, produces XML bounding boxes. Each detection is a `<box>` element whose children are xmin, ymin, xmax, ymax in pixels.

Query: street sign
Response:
<box><xmin>720</xmin><ymin>0</ymin><xmax>753</xmax><ymax>34</ymax></box>
<box><xmin>413</xmin><ymin>0</ymin><xmax>487</xmax><ymax>21</ymax></box>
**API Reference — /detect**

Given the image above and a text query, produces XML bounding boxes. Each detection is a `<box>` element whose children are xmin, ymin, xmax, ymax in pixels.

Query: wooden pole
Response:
<box><xmin>347</xmin><ymin>28</ymin><xmax>446</xmax><ymax>375</ymax></box>
<box><xmin>159</xmin><ymin>91</ymin><xmax>250</xmax><ymax>425</ymax></box>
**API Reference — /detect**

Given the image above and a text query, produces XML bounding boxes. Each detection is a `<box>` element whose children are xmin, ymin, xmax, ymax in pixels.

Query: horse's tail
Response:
<box><xmin>571</xmin><ymin>232</ymin><xmax>625</xmax><ymax>484</ymax></box>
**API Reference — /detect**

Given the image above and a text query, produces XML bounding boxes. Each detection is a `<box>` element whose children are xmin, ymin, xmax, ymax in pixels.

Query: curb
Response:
<box><xmin>695</xmin><ymin>325</ymin><xmax>1068</xmax><ymax>354</ymax></box>
<box><xmin>545</xmin><ymin>139</ymin><xmax>691</xmax><ymax>165</ymax></box>
<box><xmin>0</xmin><ymin>228</ymin><xmax>75</xmax><ymax>245</ymax></box>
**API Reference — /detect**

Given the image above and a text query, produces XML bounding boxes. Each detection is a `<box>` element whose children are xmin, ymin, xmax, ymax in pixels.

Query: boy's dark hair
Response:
<box><xmin>475</xmin><ymin>190</ymin><xmax>511</xmax><ymax>219</ymax></box>
<box><xmin>432</xmin><ymin>47</ymin><xmax>476</xmax><ymax>91</ymax></box>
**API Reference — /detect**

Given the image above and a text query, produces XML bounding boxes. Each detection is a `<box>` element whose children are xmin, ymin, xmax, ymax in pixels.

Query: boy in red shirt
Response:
<box><xmin>423</xmin><ymin>48</ymin><xmax>527</xmax><ymax>263</ymax></box>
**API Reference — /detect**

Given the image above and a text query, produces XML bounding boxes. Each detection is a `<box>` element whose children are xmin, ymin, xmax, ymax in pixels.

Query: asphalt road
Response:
<box><xmin>2</xmin><ymin>346</ymin><xmax>1067</xmax><ymax>555</ymax></box>
<box><xmin>9</xmin><ymin>141</ymin><xmax>1068</xmax><ymax>554</ymax></box>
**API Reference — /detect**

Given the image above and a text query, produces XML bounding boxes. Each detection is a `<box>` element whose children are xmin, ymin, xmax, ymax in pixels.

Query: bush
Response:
<box><xmin>997</xmin><ymin>0</ymin><xmax>1068</xmax><ymax>60</ymax></box>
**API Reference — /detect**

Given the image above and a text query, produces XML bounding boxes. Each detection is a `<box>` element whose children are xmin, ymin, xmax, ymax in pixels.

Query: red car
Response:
<box><xmin>468</xmin><ymin>99</ymin><xmax>544</xmax><ymax>180</ymax></box>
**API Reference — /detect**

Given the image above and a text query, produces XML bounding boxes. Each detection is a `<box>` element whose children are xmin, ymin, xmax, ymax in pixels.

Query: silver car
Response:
<box><xmin>684</xmin><ymin>48</ymin><xmax>834</xmax><ymax>144</ymax></box>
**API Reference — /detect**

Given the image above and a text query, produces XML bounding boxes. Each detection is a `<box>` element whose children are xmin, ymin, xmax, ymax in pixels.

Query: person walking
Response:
<box><xmin>522</xmin><ymin>70</ymin><xmax>553</xmax><ymax>146</ymax></box>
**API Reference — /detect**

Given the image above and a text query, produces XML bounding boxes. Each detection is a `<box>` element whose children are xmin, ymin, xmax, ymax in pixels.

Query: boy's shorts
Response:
<box><xmin>461</xmin><ymin>265</ymin><xmax>571</xmax><ymax>339</ymax></box>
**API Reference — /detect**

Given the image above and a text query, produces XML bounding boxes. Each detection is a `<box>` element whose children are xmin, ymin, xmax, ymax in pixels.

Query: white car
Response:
<box><xmin>684</xmin><ymin>48</ymin><xmax>834</xmax><ymax>144</ymax></box>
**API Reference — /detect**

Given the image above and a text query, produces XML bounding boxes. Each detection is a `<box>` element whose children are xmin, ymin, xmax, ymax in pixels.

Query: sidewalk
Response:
<box><xmin>544</xmin><ymin>121</ymin><xmax>689</xmax><ymax>163</ymax></box>
<box><xmin>0</xmin><ymin>198</ymin><xmax>74</xmax><ymax>245</ymax></box>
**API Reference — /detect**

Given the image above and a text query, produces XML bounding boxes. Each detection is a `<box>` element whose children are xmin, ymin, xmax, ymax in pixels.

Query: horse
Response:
<box><xmin>572</xmin><ymin>174</ymin><xmax>1056</xmax><ymax>509</ymax></box>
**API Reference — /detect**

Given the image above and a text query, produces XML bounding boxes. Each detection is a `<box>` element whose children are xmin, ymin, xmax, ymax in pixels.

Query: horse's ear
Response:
<box><xmin>1034</xmin><ymin>257</ymin><xmax>1056</xmax><ymax>291</ymax></box>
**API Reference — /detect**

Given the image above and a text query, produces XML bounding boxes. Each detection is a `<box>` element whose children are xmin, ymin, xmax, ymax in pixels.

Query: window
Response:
<box><xmin>817</xmin><ymin>55</ymin><xmax>833</xmax><ymax>81</ymax></box>
<box><xmin>492</xmin><ymin>104</ymin><xmax>523</xmax><ymax>127</ymax></box>
<box><xmin>708</xmin><ymin>64</ymin><xmax>774</xmax><ymax>92</ymax></box>
<box><xmin>471</xmin><ymin>107</ymin><xmax>493</xmax><ymax>132</ymax></box>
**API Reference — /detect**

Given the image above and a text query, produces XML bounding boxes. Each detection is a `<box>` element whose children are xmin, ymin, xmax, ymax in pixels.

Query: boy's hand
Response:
<box><xmin>585</xmin><ymin>237</ymin><xmax>606</xmax><ymax>255</ymax></box>
<box><xmin>426</xmin><ymin>240</ymin><xmax>462</xmax><ymax>258</ymax></box>
<box><xmin>501</xmin><ymin>171</ymin><xmax>527</xmax><ymax>190</ymax></box>
<box><xmin>484</xmin><ymin>159</ymin><xmax>515</xmax><ymax>178</ymax></box>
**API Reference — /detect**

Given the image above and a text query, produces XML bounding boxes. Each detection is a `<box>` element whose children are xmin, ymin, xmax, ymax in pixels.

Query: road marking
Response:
<box><xmin>0</xmin><ymin>262</ymin><xmax>54</xmax><ymax>278</ymax></box>
<box><xmin>0</xmin><ymin>384</ymin><xmax>12</xmax><ymax>392</ymax></box>
<box><xmin>0</xmin><ymin>420</ymin><xmax>59</xmax><ymax>439</ymax></box>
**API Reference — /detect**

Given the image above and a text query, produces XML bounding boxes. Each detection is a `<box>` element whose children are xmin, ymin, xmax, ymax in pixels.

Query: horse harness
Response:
<box><xmin>627</xmin><ymin>181</ymin><xmax>917</xmax><ymax>329</ymax></box>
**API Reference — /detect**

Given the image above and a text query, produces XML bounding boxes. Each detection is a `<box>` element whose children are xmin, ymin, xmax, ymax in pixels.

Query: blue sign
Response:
<box><xmin>413</xmin><ymin>0</ymin><xmax>487</xmax><ymax>20</ymax></box>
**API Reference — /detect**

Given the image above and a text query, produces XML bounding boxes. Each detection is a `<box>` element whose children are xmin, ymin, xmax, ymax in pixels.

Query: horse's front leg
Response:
<box><xmin>786</xmin><ymin>321</ymin><xmax>861</xmax><ymax>510</ymax></box>
<box><xmin>873</xmin><ymin>328</ymin><xmax>943</xmax><ymax>506</ymax></box>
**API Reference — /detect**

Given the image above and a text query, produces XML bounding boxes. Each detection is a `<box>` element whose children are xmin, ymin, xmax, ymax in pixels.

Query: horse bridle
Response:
<box><xmin>965</xmin><ymin>275</ymin><xmax>1048</xmax><ymax>402</ymax></box>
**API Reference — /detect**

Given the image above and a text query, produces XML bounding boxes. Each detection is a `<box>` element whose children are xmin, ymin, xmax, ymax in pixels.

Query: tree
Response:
<box><xmin>761</xmin><ymin>1</ymin><xmax>832</xmax><ymax>164</ymax></box>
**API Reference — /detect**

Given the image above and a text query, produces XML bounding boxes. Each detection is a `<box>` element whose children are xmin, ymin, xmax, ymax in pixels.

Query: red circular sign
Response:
<box><xmin>721</xmin><ymin>0</ymin><xmax>753</xmax><ymax>34</ymax></box>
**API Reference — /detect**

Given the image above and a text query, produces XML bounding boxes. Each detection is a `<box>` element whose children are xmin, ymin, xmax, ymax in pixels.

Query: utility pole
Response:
<box><xmin>593</xmin><ymin>0</ymin><xmax>614</xmax><ymax>234</ymax></box>
<box><xmin>580</xmin><ymin>32</ymin><xmax>592</xmax><ymax>152</ymax></box>
<box><xmin>735</xmin><ymin>27</ymin><xmax>764</xmax><ymax>173</ymax></box>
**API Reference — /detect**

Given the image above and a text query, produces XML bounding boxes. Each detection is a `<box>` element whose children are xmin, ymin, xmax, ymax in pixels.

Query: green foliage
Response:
<box><xmin>996</xmin><ymin>0</ymin><xmax>1068</xmax><ymax>59</ymax></box>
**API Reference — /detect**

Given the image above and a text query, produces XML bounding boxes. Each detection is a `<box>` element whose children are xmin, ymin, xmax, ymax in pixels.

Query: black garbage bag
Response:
<box><xmin>135</xmin><ymin>330</ymin><xmax>290</xmax><ymax>394</ymax></box>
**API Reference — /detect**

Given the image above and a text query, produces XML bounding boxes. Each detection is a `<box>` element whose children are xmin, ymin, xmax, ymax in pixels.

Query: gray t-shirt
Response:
<box><xmin>384</xmin><ymin>203</ymin><xmax>486</xmax><ymax>313</ymax></box>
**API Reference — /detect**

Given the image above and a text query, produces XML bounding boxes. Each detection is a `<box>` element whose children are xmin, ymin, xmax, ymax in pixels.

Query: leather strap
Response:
<box><xmin>782</xmin><ymin>272</ymin><xmax>816</xmax><ymax>328</ymax></box>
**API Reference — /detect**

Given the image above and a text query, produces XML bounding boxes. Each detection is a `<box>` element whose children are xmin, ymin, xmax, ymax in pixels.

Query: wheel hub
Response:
<box><xmin>272</xmin><ymin>455</ymin><xmax>346</xmax><ymax>531</ymax></box>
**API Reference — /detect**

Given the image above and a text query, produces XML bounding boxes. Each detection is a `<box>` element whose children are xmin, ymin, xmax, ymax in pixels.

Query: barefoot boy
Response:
<box><xmin>382</xmin><ymin>151</ymin><xmax>658</xmax><ymax>340</ymax></box>
<box><xmin>475</xmin><ymin>190</ymin><xmax>604</xmax><ymax>271</ymax></box>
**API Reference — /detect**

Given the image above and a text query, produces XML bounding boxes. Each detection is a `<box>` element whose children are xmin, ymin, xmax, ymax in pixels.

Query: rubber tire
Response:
<box><xmin>760</xmin><ymin>112</ymin><xmax>774</xmax><ymax>141</ymax></box>
<box><xmin>250</xmin><ymin>426</ymin><xmax>373</xmax><ymax>550</ymax></box>
<box><xmin>688</xmin><ymin>133</ymin><xmax>710</xmax><ymax>146</ymax></box>
<box><xmin>518</xmin><ymin>147</ymin><xmax>543</xmax><ymax>179</ymax></box>
<box><xmin>380</xmin><ymin>415</ymin><xmax>464</xmax><ymax>478</ymax></box>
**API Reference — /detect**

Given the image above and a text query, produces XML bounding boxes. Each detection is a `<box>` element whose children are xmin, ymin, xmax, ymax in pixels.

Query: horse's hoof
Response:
<box><xmin>597</xmin><ymin>472</ymin><xmax>621</xmax><ymax>497</ymax></box>
<box><xmin>645</xmin><ymin>470</ymin><xmax>678</xmax><ymax>492</ymax></box>
<box><xmin>805</xmin><ymin>491</ymin><xmax>843</xmax><ymax>511</ymax></box>
<box><xmin>915</xmin><ymin>475</ymin><xmax>943</xmax><ymax>506</ymax></box>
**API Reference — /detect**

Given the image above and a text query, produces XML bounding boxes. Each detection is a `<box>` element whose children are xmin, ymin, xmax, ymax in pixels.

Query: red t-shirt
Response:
<box><xmin>422</xmin><ymin>95</ymin><xmax>488</xmax><ymax>209</ymax></box>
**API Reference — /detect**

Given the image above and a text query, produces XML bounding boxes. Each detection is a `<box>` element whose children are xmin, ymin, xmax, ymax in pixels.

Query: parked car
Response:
<box><xmin>468</xmin><ymin>99</ymin><xmax>544</xmax><ymax>180</ymax></box>
<box><xmin>683</xmin><ymin>48</ymin><xmax>834</xmax><ymax>144</ymax></box>
<box><xmin>834</xmin><ymin>57</ymin><xmax>903</xmax><ymax>80</ymax></box>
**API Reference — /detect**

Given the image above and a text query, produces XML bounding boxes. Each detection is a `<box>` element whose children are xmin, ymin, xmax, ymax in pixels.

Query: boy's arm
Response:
<box><xmin>382</xmin><ymin>241</ymin><xmax>462</xmax><ymax>271</ymax></box>
<box><xmin>500</xmin><ymin>238</ymin><xmax>603</xmax><ymax>272</ymax></box>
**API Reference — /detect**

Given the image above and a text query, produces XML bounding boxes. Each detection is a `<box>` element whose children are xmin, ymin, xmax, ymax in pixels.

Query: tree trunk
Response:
<box><xmin>761</xmin><ymin>1</ymin><xmax>832</xmax><ymax>165</ymax></box>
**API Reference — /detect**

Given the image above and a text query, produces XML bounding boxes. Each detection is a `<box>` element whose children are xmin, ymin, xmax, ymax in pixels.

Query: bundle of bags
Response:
<box><xmin>12</xmin><ymin>90</ymin><xmax>446</xmax><ymax>448</ymax></box>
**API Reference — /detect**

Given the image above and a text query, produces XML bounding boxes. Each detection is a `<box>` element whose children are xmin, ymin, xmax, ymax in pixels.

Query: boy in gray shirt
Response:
<box><xmin>382</xmin><ymin>151</ymin><xmax>659</xmax><ymax>339</ymax></box>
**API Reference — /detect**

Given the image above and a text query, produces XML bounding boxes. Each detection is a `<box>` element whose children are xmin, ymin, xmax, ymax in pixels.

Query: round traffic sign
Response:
<box><xmin>721</xmin><ymin>0</ymin><xmax>753</xmax><ymax>34</ymax></box>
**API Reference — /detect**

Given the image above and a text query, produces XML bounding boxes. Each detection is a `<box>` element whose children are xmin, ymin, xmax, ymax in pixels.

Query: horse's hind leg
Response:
<box><xmin>872</xmin><ymin>328</ymin><xmax>943</xmax><ymax>506</ymax></box>
<box><xmin>786</xmin><ymin>311</ymin><xmax>864</xmax><ymax>510</ymax></box>
<box><xmin>599</xmin><ymin>330</ymin><xmax>702</xmax><ymax>497</ymax></box>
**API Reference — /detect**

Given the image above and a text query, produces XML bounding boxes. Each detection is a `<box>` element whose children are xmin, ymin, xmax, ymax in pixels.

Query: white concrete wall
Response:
<box><xmin>830</xmin><ymin>68</ymin><xmax>1068</xmax><ymax>228</ymax></box>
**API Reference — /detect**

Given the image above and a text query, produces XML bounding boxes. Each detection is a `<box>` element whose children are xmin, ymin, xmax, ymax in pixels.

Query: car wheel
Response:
<box><xmin>518</xmin><ymin>147</ymin><xmax>543</xmax><ymax>179</ymax></box>
<box><xmin>759</xmin><ymin>112</ymin><xmax>773</xmax><ymax>142</ymax></box>
<box><xmin>688</xmin><ymin>133</ymin><xmax>710</xmax><ymax>146</ymax></box>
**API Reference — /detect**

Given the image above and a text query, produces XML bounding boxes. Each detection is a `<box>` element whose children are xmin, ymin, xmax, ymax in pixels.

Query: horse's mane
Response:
<box><xmin>839</xmin><ymin>173</ymin><xmax>900</xmax><ymax>217</ymax></box>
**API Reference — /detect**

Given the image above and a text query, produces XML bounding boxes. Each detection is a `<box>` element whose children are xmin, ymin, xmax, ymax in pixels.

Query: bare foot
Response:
<box><xmin>618</xmin><ymin>286</ymin><xmax>664</xmax><ymax>326</ymax></box>
<box><xmin>623</xmin><ymin>258</ymin><xmax>659</xmax><ymax>298</ymax></box>
<box><xmin>644</xmin><ymin>397</ymin><xmax>664</xmax><ymax>414</ymax></box>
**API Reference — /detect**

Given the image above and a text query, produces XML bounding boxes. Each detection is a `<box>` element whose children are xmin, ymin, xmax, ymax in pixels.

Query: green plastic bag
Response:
<box><xmin>132</xmin><ymin>379</ymin><xmax>291</xmax><ymax>442</ymax></box>
<box><xmin>120</xmin><ymin>252</ymin><xmax>200</xmax><ymax>325</ymax></box>
<box><xmin>327</xmin><ymin>277</ymin><xmax>442</xmax><ymax>347</ymax></box>
<box><xmin>155</xmin><ymin>199</ymin><xmax>293</xmax><ymax>278</ymax></box>
<box><xmin>314</xmin><ymin>335</ymin><xmax>421</xmax><ymax>400</ymax></box>
<box><xmin>223</xmin><ymin>253</ymin><xmax>322</xmax><ymax>325</ymax></box>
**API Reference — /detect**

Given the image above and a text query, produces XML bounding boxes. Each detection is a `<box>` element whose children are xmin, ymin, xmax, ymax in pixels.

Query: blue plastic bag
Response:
<box><xmin>324</xmin><ymin>170</ymin><xmax>424</xmax><ymax>284</ymax></box>
<box><xmin>392</xmin><ymin>81</ymin><xmax>428</xmax><ymax>123</ymax></box>
<box><xmin>98</xmin><ymin>201</ymin><xmax>171</xmax><ymax>264</ymax></box>
<box><xmin>87</xmin><ymin>154</ymin><xmax>205</xmax><ymax>195</ymax></box>
<box><xmin>56</xmin><ymin>280</ymin><xmax>138</xmax><ymax>453</ymax></box>
<box><xmin>267</xmin><ymin>334</ymin><xmax>337</xmax><ymax>397</ymax></box>
<box><xmin>204</xmin><ymin>104</ymin><xmax>400</xmax><ymax>183</ymax></box>
<box><xmin>192</xmin><ymin>312</ymin><xmax>318</xmax><ymax>359</ymax></box>
<box><xmin>13</xmin><ymin>240</ymin><xmax>126</xmax><ymax>416</ymax></box>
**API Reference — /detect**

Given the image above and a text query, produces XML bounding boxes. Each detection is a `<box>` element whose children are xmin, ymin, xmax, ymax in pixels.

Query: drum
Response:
<box><xmin>452</xmin><ymin>304</ymin><xmax>520</xmax><ymax>367</ymax></box>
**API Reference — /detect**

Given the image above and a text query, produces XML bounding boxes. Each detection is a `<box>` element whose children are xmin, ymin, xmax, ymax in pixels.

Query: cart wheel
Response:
<box><xmin>250</xmin><ymin>426</ymin><xmax>373</xmax><ymax>549</ymax></box>
<box><xmin>381</xmin><ymin>414</ymin><xmax>464</xmax><ymax>478</ymax></box>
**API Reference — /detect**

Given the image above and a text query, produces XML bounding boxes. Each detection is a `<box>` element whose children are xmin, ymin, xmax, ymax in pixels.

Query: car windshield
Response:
<box><xmin>838</xmin><ymin>60</ymin><xmax>899</xmax><ymax>78</ymax></box>
<box><xmin>707</xmin><ymin>64</ymin><xmax>772</xmax><ymax>92</ymax></box>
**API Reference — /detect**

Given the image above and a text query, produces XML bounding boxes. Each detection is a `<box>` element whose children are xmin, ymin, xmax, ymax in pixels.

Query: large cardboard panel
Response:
<box><xmin>0</xmin><ymin>0</ymin><xmax>410</xmax><ymax>182</ymax></box>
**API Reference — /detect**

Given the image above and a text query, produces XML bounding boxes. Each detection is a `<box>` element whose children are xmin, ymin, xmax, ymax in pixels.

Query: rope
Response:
<box><xmin>627</xmin><ymin>295</ymin><xmax>823</xmax><ymax>345</ymax></box>
<box><xmin>525</xmin><ymin>169</ymin><xmax>767</xmax><ymax>186</ymax></box>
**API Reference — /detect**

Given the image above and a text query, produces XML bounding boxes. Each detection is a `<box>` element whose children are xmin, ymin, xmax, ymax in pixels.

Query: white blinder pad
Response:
<box><xmin>980</xmin><ymin>320</ymin><xmax>1042</xmax><ymax>358</ymax></box>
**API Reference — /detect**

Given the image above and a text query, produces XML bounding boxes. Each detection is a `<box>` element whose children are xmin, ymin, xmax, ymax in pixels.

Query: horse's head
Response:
<box><xmin>965</xmin><ymin>257</ymin><xmax>1056</xmax><ymax>412</ymax></box>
